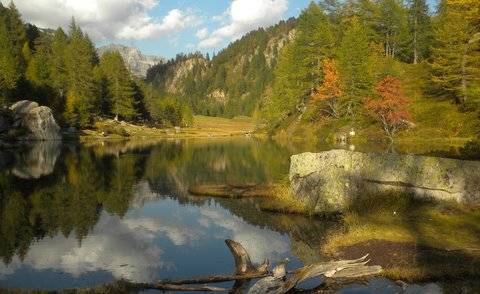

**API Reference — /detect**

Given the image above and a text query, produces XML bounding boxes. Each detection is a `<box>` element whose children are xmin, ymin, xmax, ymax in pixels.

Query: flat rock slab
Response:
<box><xmin>290</xmin><ymin>150</ymin><xmax>480</xmax><ymax>212</ymax></box>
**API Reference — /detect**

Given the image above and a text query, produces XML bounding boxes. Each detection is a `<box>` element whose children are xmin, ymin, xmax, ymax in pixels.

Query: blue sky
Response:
<box><xmin>7</xmin><ymin>0</ymin><xmax>438</xmax><ymax>59</ymax></box>
<box><xmin>111</xmin><ymin>0</ymin><xmax>312</xmax><ymax>58</ymax></box>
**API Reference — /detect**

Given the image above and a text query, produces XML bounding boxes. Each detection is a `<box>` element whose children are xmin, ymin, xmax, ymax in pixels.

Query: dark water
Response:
<box><xmin>0</xmin><ymin>138</ymin><xmax>333</xmax><ymax>291</ymax></box>
<box><xmin>0</xmin><ymin>138</ymin><xmax>474</xmax><ymax>293</ymax></box>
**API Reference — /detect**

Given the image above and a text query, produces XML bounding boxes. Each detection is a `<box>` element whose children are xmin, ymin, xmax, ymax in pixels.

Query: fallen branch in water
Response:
<box><xmin>123</xmin><ymin>239</ymin><xmax>382</xmax><ymax>293</ymax></box>
<box><xmin>188</xmin><ymin>184</ymin><xmax>275</xmax><ymax>198</ymax></box>
<box><xmin>145</xmin><ymin>283</ymin><xmax>228</xmax><ymax>292</ymax></box>
<box><xmin>154</xmin><ymin>272</ymin><xmax>269</xmax><ymax>285</ymax></box>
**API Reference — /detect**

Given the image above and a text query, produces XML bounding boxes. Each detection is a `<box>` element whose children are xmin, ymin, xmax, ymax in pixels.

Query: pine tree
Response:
<box><xmin>0</xmin><ymin>14</ymin><xmax>19</xmax><ymax>104</ymax></box>
<box><xmin>407</xmin><ymin>0</ymin><xmax>432</xmax><ymax>64</ymax></box>
<box><xmin>377</xmin><ymin>0</ymin><xmax>409</xmax><ymax>59</ymax></box>
<box><xmin>338</xmin><ymin>17</ymin><xmax>373</xmax><ymax>115</ymax></box>
<box><xmin>64</xmin><ymin>19</ymin><xmax>98</xmax><ymax>127</ymax></box>
<box><xmin>430</xmin><ymin>0</ymin><xmax>480</xmax><ymax>104</ymax></box>
<box><xmin>98</xmin><ymin>51</ymin><xmax>137</xmax><ymax>120</ymax></box>
<box><xmin>5</xmin><ymin>1</ymin><xmax>27</xmax><ymax>71</ymax></box>
<box><xmin>26</xmin><ymin>34</ymin><xmax>52</xmax><ymax>87</ymax></box>
<box><xmin>50</xmin><ymin>28</ymin><xmax>68</xmax><ymax>98</ymax></box>
<box><xmin>265</xmin><ymin>2</ymin><xmax>335</xmax><ymax>124</ymax></box>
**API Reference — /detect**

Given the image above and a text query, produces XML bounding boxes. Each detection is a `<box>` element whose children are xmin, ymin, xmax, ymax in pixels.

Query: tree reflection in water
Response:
<box><xmin>1</xmin><ymin>138</ymin><xmax>337</xmax><ymax>290</ymax></box>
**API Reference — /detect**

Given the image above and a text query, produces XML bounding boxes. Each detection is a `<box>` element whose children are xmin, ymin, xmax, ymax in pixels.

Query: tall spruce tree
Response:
<box><xmin>98</xmin><ymin>51</ymin><xmax>137</xmax><ymax>120</ymax></box>
<box><xmin>26</xmin><ymin>34</ymin><xmax>52</xmax><ymax>87</ymax></box>
<box><xmin>50</xmin><ymin>28</ymin><xmax>68</xmax><ymax>98</ymax></box>
<box><xmin>430</xmin><ymin>0</ymin><xmax>480</xmax><ymax>104</ymax></box>
<box><xmin>407</xmin><ymin>0</ymin><xmax>432</xmax><ymax>64</ymax></box>
<box><xmin>5</xmin><ymin>1</ymin><xmax>27</xmax><ymax>71</ymax></box>
<box><xmin>377</xmin><ymin>0</ymin><xmax>409</xmax><ymax>59</ymax></box>
<box><xmin>265</xmin><ymin>2</ymin><xmax>335</xmax><ymax>125</ymax></box>
<box><xmin>338</xmin><ymin>17</ymin><xmax>373</xmax><ymax>115</ymax></box>
<box><xmin>0</xmin><ymin>13</ymin><xmax>19</xmax><ymax>105</ymax></box>
<box><xmin>64</xmin><ymin>19</ymin><xmax>98</xmax><ymax>127</ymax></box>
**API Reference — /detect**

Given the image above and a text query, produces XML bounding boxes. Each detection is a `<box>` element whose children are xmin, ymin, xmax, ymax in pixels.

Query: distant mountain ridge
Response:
<box><xmin>97</xmin><ymin>44</ymin><xmax>164</xmax><ymax>78</ymax></box>
<box><xmin>146</xmin><ymin>18</ymin><xmax>297</xmax><ymax>117</ymax></box>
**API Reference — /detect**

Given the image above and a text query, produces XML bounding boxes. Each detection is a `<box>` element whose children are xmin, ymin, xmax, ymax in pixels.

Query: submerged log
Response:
<box><xmin>188</xmin><ymin>184</ymin><xmax>275</xmax><ymax>198</ymax></box>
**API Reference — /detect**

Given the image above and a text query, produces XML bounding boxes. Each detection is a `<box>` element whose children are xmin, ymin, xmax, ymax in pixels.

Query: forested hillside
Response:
<box><xmin>145</xmin><ymin>0</ymin><xmax>479</xmax><ymax>143</ymax></box>
<box><xmin>1</xmin><ymin>0</ymin><xmax>479</xmax><ymax>142</ymax></box>
<box><xmin>262</xmin><ymin>0</ymin><xmax>480</xmax><ymax>136</ymax></box>
<box><xmin>0</xmin><ymin>2</ymin><xmax>191</xmax><ymax>129</ymax></box>
<box><xmin>146</xmin><ymin>18</ymin><xmax>296</xmax><ymax>117</ymax></box>
<box><xmin>259</xmin><ymin>0</ymin><xmax>480</xmax><ymax>143</ymax></box>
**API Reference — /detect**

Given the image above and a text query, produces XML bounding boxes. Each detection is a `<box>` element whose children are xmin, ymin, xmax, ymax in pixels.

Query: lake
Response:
<box><xmin>0</xmin><ymin>138</ymin><xmax>478</xmax><ymax>293</ymax></box>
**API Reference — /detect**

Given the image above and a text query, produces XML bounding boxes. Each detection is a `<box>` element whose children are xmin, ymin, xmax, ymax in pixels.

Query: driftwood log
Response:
<box><xmin>129</xmin><ymin>239</ymin><xmax>381</xmax><ymax>293</ymax></box>
<box><xmin>188</xmin><ymin>184</ymin><xmax>275</xmax><ymax>198</ymax></box>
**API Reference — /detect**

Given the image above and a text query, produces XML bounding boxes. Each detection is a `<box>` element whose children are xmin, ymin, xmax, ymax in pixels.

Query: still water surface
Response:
<box><xmin>0</xmin><ymin>138</ymin><xmax>473</xmax><ymax>292</ymax></box>
<box><xmin>0</xmin><ymin>138</ymin><xmax>334</xmax><ymax>290</ymax></box>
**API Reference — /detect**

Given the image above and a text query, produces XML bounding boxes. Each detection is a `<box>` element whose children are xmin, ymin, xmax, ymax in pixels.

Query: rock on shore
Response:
<box><xmin>1</xmin><ymin>100</ymin><xmax>61</xmax><ymax>141</ymax></box>
<box><xmin>289</xmin><ymin>150</ymin><xmax>480</xmax><ymax>212</ymax></box>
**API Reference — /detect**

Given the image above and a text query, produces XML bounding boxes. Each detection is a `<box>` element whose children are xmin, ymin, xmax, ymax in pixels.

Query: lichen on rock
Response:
<box><xmin>289</xmin><ymin>150</ymin><xmax>480</xmax><ymax>212</ymax></box>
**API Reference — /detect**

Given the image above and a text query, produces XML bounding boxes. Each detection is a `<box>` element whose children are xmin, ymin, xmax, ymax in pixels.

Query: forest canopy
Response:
<box><xmin>0</xmin><ymin>2</ymin><xmax>191</xmax><ymax>128</ymax></box>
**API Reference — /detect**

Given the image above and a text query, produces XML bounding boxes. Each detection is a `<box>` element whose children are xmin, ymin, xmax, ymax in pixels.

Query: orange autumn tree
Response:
<box><xmin>311</xmin><ymin>58</ymin><xmax>343</xmax><ymax>118</ymax></box>
<box><xmin>364</xmin><ymin>76</ymin><xmax>411</xmax><ymax>141</ymax></box>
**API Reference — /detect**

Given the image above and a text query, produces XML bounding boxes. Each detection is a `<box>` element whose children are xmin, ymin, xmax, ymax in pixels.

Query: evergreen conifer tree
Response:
<box><xmin>98</xmin><ymin>51</ymin><xmax>137</xmax><ymax>120</ymax></box>
<box><xmin>407</xmin><ymin>0</ymin><xmax>432</xmax><ymax>64</ymax></box>
<box><xmin>430</xmin><ymin>0</ymin><xmax>480</xmax><ymax>104</ymax></box>
<box><xmin>0</xmin><ymin>14</ymin><xmax>19</xmax><ymax>104</ymax></box>
<box><xmin>64</xmin><ymin>19</ymin><xmax>98</xmax><ymax>127</ymax></box>
<box><xmin>265</xmin><ymin>2</ymin><xmax>335</xmax><ymax>124</ymax></box>
<box><xmin>338</xmin><ymin>17</ymin><xmax>373</xmax><ymax>115</ymax></box>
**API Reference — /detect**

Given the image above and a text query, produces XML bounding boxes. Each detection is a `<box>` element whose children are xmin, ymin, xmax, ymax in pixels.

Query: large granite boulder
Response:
<box><xmin>289</xmin><ymin>150</ymin><xmax>480</xmax><ymax>212</ymax></box>
<box><xmin>7</xmin><ymin>100</ymin><xmax>61</xmax><ymax>140</ymax></box>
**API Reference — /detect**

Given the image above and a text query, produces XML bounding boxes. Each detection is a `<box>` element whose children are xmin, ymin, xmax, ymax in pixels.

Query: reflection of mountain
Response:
<box><xmin>12</xmin><ymin>141</ymin><xmax>61</xmax><ymax>179</ymax></box>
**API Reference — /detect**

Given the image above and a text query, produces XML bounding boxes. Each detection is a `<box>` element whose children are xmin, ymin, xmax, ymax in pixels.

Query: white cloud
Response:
<box><xmin>195</xmin><ymin>28</ymin><xmax>209</xmax><ymax>39</ymax></box>
<box><xmin>198</xmin><ymin>207</ymin><xmax>290</xmax><ymax>263</ymax></box>
<box><xmin>198</xmin><ymin>0</ymin><xmax>288</xmax><ymax>48</ymax></box>
<box><xmin>0</xmin><ymin>213</ymin><xmax>200</xmax><ymax>283</ymax></box>
<box><xmin>4</xmin><ymin>0</ymin><xmax>198</xmax><ymax>41</ymax></box>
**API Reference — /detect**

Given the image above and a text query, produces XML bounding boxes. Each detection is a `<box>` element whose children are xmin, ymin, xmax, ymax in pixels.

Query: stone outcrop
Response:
<box><xmin>97</xmin><ymin>44</ymin><xmax>164</xmax><ymax>77</ymax></box>
<box><xmin>289</xmin><ymin>150</ymin><xmax>480</xmax><ymax>212</ymax></box>
<box><xmin>1</xmin><ymin>100</ymin><xmax>61</xmax><ymax>141</ymax></box>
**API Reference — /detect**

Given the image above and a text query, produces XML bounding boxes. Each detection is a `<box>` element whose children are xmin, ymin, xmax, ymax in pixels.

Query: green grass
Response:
<box><xmin>272</xmin><ymin>63</ymin><xmax>480</xmax><ymax>153</ymax></box>
<box><xmin>321</xmin><ymin>192</ymin><xmax>480</xmax><ymax>281</ymax></box>
<box><xmin>78</xmin><ymin>115</ymin><xmax>256</xmax><ymax>142</ymax></box>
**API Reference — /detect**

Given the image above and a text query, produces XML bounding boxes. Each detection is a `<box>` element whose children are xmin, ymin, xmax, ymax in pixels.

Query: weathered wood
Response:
<box><xmin>248</xmin><ymin>254</ymin><xmax>382</xmax><ymax>294</ymax></box>
<box><xmin>150</xmin><ymin>284</ymin><xmax>227</xmax><ymax>292</ymax></box>
<box><xmin>155</xmin><ymin>273</ymin><xmax>268</xmax><ymax>285</ymax></box>
<box><xmin>188</xmin><ymin>184</ymin><xmax>275</xmax><ymax>198</ymax></box>
<box><xmin>121</xmin><ymin>240</ymin><xmax>382</xmax><ymax>293</ymax></box>
<box><xmin>226</xmin><ymin>239</ymin><xmax>269</xmax><ymax>275</ymax></box>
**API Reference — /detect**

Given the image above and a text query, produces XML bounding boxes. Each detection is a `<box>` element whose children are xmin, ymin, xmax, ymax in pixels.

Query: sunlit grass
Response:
<box><xmin>319</xmin><ymin>192</ymin><xmax>480</xmax><ymax>281</ymax></box>
<box><xmin>78</xmin><ymin>115</ymin><xmax>256</xmax><ymax>141</ymax></box>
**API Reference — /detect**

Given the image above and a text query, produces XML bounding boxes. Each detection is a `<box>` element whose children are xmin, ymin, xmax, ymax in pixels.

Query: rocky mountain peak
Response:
<box><xmin>97</xmin><ymin>44</ymin><xmax>165</xmax><ymax>78</ymax></box>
